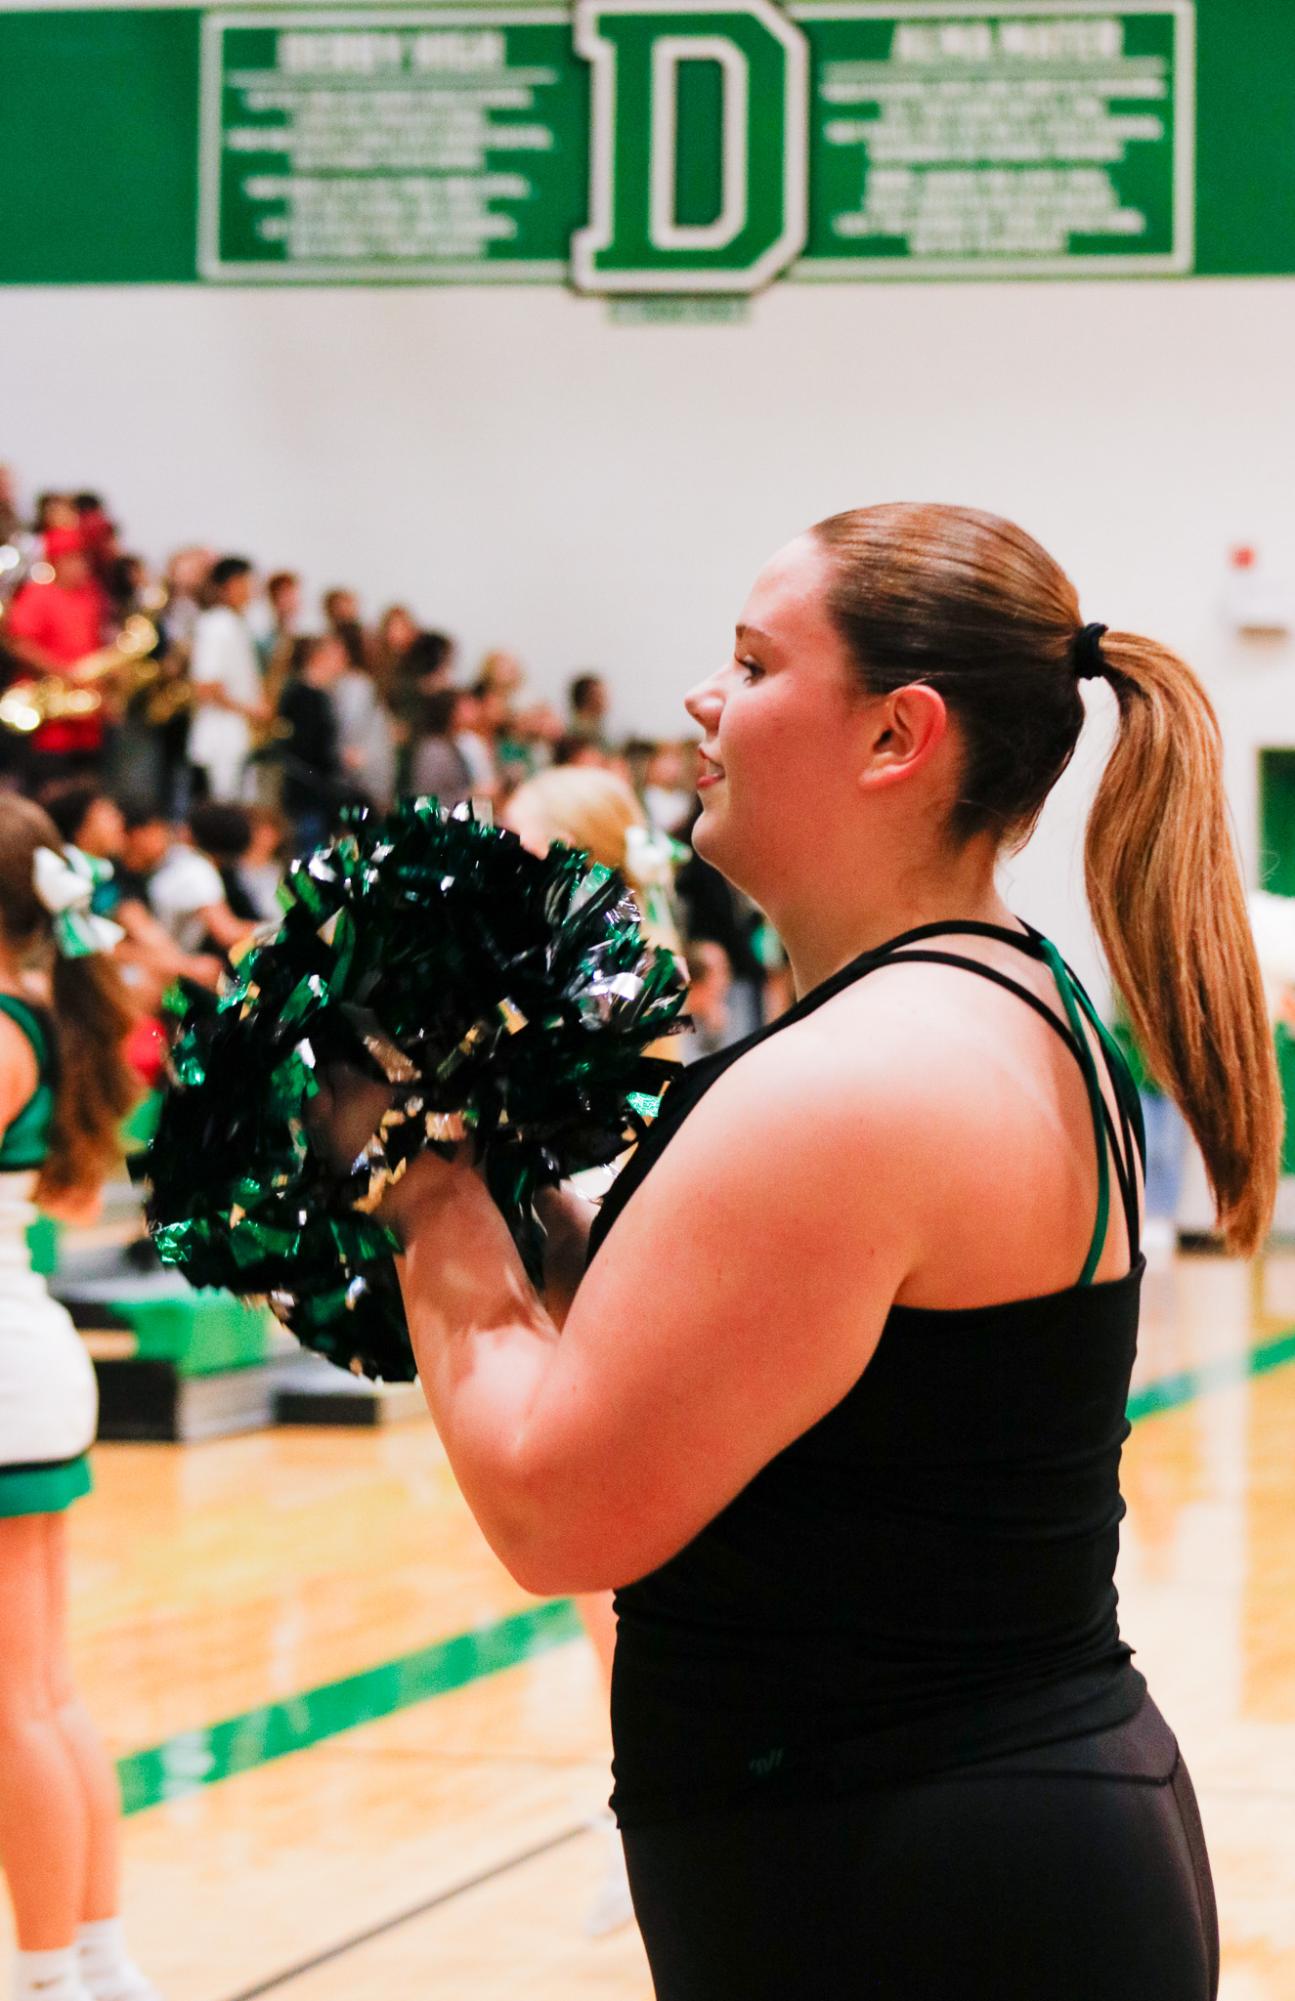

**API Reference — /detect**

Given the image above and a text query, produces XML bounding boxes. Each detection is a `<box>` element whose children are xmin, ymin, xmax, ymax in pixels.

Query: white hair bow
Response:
<box><xmin>624</xmin><ymin>824</ymin><xmax>678</xmax><ymax>893</ymax></box>
<box><xmin>32</xmin><ymin>846</ymin><xmax>126</xmax><ymax>960</ymax></box>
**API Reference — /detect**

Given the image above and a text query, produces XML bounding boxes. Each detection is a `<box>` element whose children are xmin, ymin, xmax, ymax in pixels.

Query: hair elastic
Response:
<box><xmin>1072</xmin><ymin>623</ymin><xmax>1109</xmax><ymax>682</ymax></box>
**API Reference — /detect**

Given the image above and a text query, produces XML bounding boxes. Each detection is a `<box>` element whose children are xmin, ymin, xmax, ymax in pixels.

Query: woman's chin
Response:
<box><xmin>691</xmin><ymin>796</ymin><xmax>729</xmax><ymax>867</ymax></box>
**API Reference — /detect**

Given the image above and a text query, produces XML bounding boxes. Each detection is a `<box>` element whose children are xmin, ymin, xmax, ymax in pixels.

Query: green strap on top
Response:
<box><xmin>1038</xmin><ymin>939</ymin><xmax>1111</xmax><ymax>1289</ymax></box>
<box><xmin>1065</xmin><ymin>978</ymin><xmax>1148</xmax><ymax>1175</ymax></box>
<box><xmin>0</xmin><ymin>994</ymin><xmax>55</xmax><ymax>1171</ymax></box>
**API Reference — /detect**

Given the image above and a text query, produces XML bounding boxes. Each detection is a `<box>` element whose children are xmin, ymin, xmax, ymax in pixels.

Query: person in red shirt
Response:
<box><xmin>3</xmin><ymin>529</ymin><xmax>109</xmax><ymax>778</ymax></box>
<box><xmin>71</xmin><ymin>495</ymin><xmax>117</xmax><ymax>582</ymax></box>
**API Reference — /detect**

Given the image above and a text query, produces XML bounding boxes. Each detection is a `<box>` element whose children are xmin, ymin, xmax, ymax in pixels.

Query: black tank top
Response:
<box><xmin>586</xmin><ymin>920</ymin><xmax>1150</xmax><ymax>1827</ymax></box>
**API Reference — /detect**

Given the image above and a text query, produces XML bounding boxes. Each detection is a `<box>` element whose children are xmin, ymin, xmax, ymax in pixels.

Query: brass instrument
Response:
<box><xmin>0</xmin><ymin>615</ymin><xmax>159</xmax><ymax>735</ymax></box>
<box><xmin>132</xmin><ymin>673</ymin><xmax>292</xmax><ymax>750</ymax></box>
<box><xmin>139</xmin><ymin>670</ymin><xmax>191</xmax><ymax>727</ymax></box>
<box><xmin>0</xmin><ymin>586</ymin><xmax>290</xmax><ymax>752</ymax></box>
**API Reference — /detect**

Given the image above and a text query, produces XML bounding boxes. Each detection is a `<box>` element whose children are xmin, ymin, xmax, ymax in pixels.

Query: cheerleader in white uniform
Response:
<box><xmin>0</xmin><ymin>798</ymin><xmax>159</xmax><ymax>2001</ymax></box>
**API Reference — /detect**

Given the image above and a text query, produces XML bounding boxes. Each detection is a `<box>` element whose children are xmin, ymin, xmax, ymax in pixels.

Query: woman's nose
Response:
<box><xmin>684</xmin><ymin>672</ymin><xmax>723</xmax><ymax>731</ymax></box>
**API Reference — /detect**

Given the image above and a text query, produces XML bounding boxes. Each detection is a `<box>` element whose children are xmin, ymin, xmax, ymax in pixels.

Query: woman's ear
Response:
<box><xmin>858</xmin><ymin>684</ymin><xmax>949</xmax><ymax>794</ymax></box>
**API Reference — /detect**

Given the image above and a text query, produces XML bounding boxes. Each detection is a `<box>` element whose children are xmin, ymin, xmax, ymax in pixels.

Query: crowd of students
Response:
<box><xmin>0</xmin><ymin>470</ymin><xmax>785</xmax><ymax>1049</ymax></box>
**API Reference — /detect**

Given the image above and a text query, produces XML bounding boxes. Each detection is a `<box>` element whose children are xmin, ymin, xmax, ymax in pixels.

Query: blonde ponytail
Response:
<box><xmin>1086</xmin><ymin>636</ymin><xmax>1281</xmax><ymax>1255</ymax></box>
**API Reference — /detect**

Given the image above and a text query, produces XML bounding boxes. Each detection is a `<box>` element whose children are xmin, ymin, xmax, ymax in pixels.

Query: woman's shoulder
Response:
<box><xmin>699</xmin><ymin>952</ymin><xmax>1124</xmax><ymax>1304</ymax></box>
<box><xmin>670</xmin><ymin>961</ymin><xmax>1042</xmax><ymax>1236</ymax></box>
<box><xmin>710</xmin><ymin>965</ymin><xmax>990</xmax><ymax>1131</ymax></box>
<box><xmin>644</xmin><ymin>990</ymin><xmax>944</xmax><ymax>1243</ymax></box>
<box><xmin>770</xmin><ymin>946</ymin><xmax>1070</xmax><ymax>1089</ymax></box>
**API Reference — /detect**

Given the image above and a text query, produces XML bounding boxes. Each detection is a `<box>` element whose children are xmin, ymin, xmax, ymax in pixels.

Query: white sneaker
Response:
<box><xmin>80</xmin><ymin>1972</ymin><xmax>163</xmax><ymax>2001</ymax></box>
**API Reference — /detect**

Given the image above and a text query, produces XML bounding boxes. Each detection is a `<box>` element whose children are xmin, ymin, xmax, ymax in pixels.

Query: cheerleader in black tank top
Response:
<box><xmin>594</xmin><ymin>922</ymin><xmax>1218</xmax><ymax>1998</ymax></box>
<box><xmin>368</xmin><ymin>506</ymin><xmax>1280</xmax><ymax>1998</ymax></box>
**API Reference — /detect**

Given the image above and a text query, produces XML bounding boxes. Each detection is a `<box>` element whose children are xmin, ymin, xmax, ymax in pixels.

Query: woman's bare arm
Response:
<box><xmin>533</xmin><ymin>1182</ymin><xmax>597</xmax><ymax>1330</ymax></box>
<box><xmin>382</xmin><ymin>1020</ymin><xmax>918</xmax><ymax>1597</ymax></box>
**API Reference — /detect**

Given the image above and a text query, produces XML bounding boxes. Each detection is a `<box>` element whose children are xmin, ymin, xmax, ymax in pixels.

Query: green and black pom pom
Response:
<box><xmin>137</xmin><ymin>799</ymin><xmax>687</xmax><ymax>1381</ymax></box>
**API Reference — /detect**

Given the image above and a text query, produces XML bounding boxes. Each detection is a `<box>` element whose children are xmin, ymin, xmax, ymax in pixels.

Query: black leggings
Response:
<box><xmin>622</xmin><ymin>1700</ymin><xmax>1218</xmax><ymax>2000</ymax></box>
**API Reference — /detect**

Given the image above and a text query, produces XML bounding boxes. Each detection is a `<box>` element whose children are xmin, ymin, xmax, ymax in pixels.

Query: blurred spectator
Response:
<box><xmin>161</xmin><ymin>546</ymin><xmax>213</xmax><ymax>654</ymax></box>
<box><xmin>680</xmin><ymin>941</ymin><xmax>733</xmax><ymax>1061</ymax></box>
<box><xmin>513</xmin><ymin>701</ymin><xmax>564</xmax><ymax>769</ymax></box>
<box><xmin>675</xmin><ymin>800</ymin><xmax>768</xmax><ymax>1042</ymax></box>
<box><xmin>140</xmin><ymin>553</ymin><xmax>210</xmax><ymax>819</ymax></box>
<box><xmin>642</xmin><ymin>742</ymin><xmax>694</xmax><ymax>836</ymax></box>
<box><xmin>255</xmin><ymin>571</ymin><xmax>303</xmax><ymax>809</ymax></box>
<box><xmin>402</xmin><ymin>629</ymin><xmax>456</xmax><ymax>697</ymax></box>
<box><xmin>322</xmin><ymin>587</ymin><xmax>370</xmax><ymax>673</ymax></box>
<box><xmin>568</xmin><ymin>672</ymin><xmax>610</xmax><ymax>749</ymax></box>
<box><xmin>392</xmin><ymin>630</ymin><xmax>457</xmax><ymax>787</ymax></box>
<box><xmin>479</xmin><ymin>650</ymin><xmax>526</xmax><ymax>702</ymax></box>
<box><xmin>149</xmin><ymin>803</ymin><xmax>259</xmax><ymax>959</ymax></box>
<box><xmin>621</xmin><ymin>737</ymin><xmax>656</xmax><ymax>798</ymax></box>
<box><xmin>495</xmin><ymin>728</ymin><xmax>538</xmax><ymax>790</ymax></box>
<box><xmin>373</xmin><ymin>603</ymin><xmax>420</xmax><ymax>702</ymax></box>
<box><xmin>277</xmin><ymin>633</ymin><xmax>352</xmax><ymax>848</ymax></box>
<box><xmin>38</xmin><ymin>780</ymin><xmax>125</xmax><ymax>866</ymax></box>
<box><xmin>188</xmin><ymin>801</ymin><xmax>264</xmax><ymax>940</ymax></box>
<box><xmin>490</xmin><ymin>681</ymin><xmax>554</xmax><ymax>786</ymax></box>
<box><xmin>0</xmin><ymin>466</ymin><xmax>20</xmax><ymax>545</ymax></box>
<box><xmin>103</xmin><ymin>552</ymin><xmax>153</xmax><ymax>623</ymax></box>
<box><xmin>118</xmin><ymin>802</ymin><xmax>175</xmax><ymax>897</ymax></box>
<box><xmin>240</xmin><ymin>804</ymin><xmax>292</xmax><ymax>921</ymax></box>
<box><xmin>188</xmin><ymin>556</ymin><xmax>268</xmax><ymax>802</ymax></box>
<box><xmin>332</xmin><ymin>643</ymin><xmax>397</xmax><ymax>811</ymax></box>
<box><xmin>473</xmin><ymin>680</ymin><xmax>512</xmax><ymax>743</ymax></box>
<box><xmin>72</xmin><ymin>493</ymin><xmax>117</xmax><ymax>579</ymax></box>
<box><xmin>459</xmin><ymin>683</ymin><xmax>508</xmax><ymax>796</ymax></box>
<box><xmin>102</xmin><ymin>555</ymin><xmax>170</xmax><ymax>808</ymax></box>
<box><xmin>3</xmin><ymin>527</ymin><xmax>108</xmax><ymax>780</ymax></box>
<box><xmin>39</xmin><ymin>780</ymin><xmax>220</xmax><ymax>1003</ymax></box>
<box><xmin>409</xmin><ymin>688</ymin><xmax>474</xmax><ymax>809</ymax></box>
<box><xmin>261</xmin><ymin>570</ymin><xmax>302</xmax><ymax>679</ymax></box>
<box><xmin>553</xmin><ymin>733</ymin><xmax>607</xmax><ymax>770</ymax></box>
<box><xmin>34</xmin><ymin>493</ymin><xmax>78</xmax><ymax>534</ymax></box>
<box><xmin>472</xmin><ymin>660</ymin><xmax>526</xmax><ymax>785</ymax></box>
<box><xmin>155</xmin><ymin>546</ymin><xmax>214</xmax><ymax>815</ymax></box>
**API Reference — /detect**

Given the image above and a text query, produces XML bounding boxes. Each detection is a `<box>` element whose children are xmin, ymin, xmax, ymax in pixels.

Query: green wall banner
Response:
<box><xmin>3</xmin><ymin>0</ymin><xmax>1294</xmax><ymax>289</ymax></box>
<box><xmin>201</xmin><ymin>9</ymin><xmax>585</xmax><ymax>279</ymax></box>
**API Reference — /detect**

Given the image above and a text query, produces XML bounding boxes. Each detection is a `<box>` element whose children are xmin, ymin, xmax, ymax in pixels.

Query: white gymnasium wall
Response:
<box><xmin>7</xmin><ymin>274</ymin><xmax>1295</xmax><ymax>990</ymax></box>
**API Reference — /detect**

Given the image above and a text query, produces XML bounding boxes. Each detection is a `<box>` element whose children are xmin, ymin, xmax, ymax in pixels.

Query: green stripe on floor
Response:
<box><xmin>115</xmin><ymin>1328</ymin><xmax>1295</xmax><ymax>1817</ymax></box>
<box><xmin>1125</xmin><ymin>1326</ymin><xmax>1295</xmax><ymax>1423</ymax></box>
<box><xmin>117</xmin><ymin>1597</ymin><xmax>582</xmax><ymax>1815</ymax></box>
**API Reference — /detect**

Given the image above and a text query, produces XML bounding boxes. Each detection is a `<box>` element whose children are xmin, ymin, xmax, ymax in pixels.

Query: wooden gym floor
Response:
<box><xmin>3</xmin><ymin>1249</ymin><xmax>1294</xmax><ymax>2000</ymax></box>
